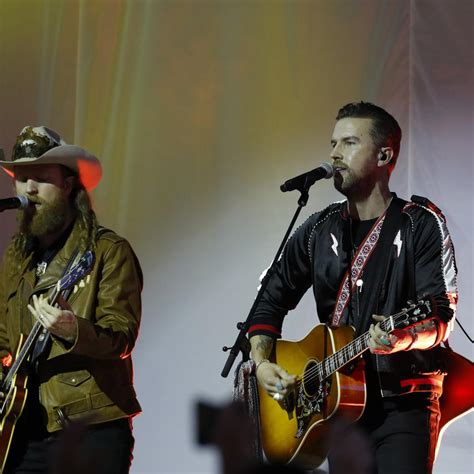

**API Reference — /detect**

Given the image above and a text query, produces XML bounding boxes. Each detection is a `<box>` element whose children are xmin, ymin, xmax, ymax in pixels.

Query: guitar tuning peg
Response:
<box><xmin>79</xmin><ymin>280</ymin><xmax>85</xmax><ymax>288</ymax></box>
<box><xmin>86</xmin><ymin>275</ymin><xmax>91</xmax><ymax>284</ymax></box>
<box><xmin>73</xmin><ymin>285</ymin><xmax>79</xmax><ymax>294</ymax></box>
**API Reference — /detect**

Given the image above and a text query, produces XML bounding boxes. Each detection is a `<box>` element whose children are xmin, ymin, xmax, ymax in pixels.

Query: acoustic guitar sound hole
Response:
<box><xmin>302</xmin><ymin>359</ymin><xmax>320</xmax><ymax>397</ymax></box>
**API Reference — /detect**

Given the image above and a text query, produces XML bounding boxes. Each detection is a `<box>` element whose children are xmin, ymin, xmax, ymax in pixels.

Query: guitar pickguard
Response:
<box><xmin>295</xmin><ymin>366</ymin><xmax>331</xmax><ymax>439</ymax></box>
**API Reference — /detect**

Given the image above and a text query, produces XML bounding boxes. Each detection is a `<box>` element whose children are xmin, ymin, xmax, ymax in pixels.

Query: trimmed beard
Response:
<box><xmin>333</xmin><ymin>170</ymin><xmax>377</xmax><ymax>201</ymax></box>
<box><xmin>18</xmin><ymin>193</ymin><xmax>70</xmax><ymax>238</ymax></box>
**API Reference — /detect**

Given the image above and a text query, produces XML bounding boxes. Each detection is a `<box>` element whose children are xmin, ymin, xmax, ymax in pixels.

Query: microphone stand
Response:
<box><xmin>221</xmin><ymin>187</ymin><xmax>311</xmax><ymax>378</ymax></box>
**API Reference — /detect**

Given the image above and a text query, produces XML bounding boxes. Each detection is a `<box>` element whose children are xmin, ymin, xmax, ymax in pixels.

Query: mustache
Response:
<box><xmin>26</xmin><ymin>197</ymin><xmax>42</xmax><ymax>204</ymax></box>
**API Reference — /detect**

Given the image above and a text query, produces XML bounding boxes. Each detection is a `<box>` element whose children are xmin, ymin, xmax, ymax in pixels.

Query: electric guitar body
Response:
<box><xmin>436</xmin><ymin>348</ymin><xmax>474</xmax><ymax>459</ymax></box>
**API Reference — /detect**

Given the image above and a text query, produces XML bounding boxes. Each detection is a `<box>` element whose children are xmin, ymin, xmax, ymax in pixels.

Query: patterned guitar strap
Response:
<box><xmin>331</xmin><ymin>197</ymin><xmax>407</xmax><ymax>327</ymax></box>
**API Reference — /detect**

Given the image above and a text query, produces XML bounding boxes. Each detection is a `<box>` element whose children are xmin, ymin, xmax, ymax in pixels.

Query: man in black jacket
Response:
<box><xmin>249</xmin><ymin>102</ymin><xmax>457</xmax><ymax>474</ymax></box>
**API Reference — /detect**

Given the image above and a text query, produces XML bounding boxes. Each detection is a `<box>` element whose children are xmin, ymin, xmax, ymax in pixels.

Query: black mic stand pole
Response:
<box><xmin>221</xmin><ymin>186</ymin><xmax>311</xmax><ymax>378</ymax></box>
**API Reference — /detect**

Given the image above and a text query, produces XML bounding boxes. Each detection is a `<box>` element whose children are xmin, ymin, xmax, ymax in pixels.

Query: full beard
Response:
<box><xmin>18</xmin><ymin>194</ymin><xmax>70</xmax><ymax>238</ymax></box>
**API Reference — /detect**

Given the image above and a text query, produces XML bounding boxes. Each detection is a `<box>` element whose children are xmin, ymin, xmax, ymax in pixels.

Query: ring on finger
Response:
<box><xmin>275</xmin><ymin>381</ymin><xmax>284</xmax><ymax>391</ymax></box>
<box><xmin>380</xmin><ymin>335</ymin><xmax>391</xmax><ymax>346</ymax></box>
<box><xmin>272</xmin><ymin>393</ymin><xmax>283</xmax><ymax>401</ymax></box>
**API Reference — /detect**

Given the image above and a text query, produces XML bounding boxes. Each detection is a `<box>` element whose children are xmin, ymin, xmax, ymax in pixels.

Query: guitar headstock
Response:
<box><xmin>383</xmin><ymin>298</ymin><xmax>434</xmax><ymax>333</ymax></box>
<box><xmin>57</xmin><ymin>251</ymin><xmax>95</xmax><ymax>293</ymax></box>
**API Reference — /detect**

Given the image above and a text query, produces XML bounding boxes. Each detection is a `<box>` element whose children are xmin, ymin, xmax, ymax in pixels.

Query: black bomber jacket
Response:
<box><xmin>248</xmin><ymin>195</ymin><xmax>458</xmax><ymax>397</ymax></box>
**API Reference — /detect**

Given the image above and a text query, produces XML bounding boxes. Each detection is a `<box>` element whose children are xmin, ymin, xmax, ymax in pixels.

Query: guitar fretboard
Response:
<box><xmin>307</xmin><ymin>301</ymin><xmax>432</xmax><ymax>385</ymax></box>
<box><xmin>318</xmin><ymin>330</ymin><xmax>375</xmax><ymax>381</ymax></box>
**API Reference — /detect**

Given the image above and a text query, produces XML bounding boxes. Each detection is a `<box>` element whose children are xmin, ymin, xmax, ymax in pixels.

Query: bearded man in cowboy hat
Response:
<box><xmin>0</xmin><ymin>126</ymin><xmax>142</xmax><ymax>473</ymax></box>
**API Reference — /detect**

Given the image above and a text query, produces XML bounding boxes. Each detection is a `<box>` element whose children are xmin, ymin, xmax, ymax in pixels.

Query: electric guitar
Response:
<box><xmin>435</xmin><ymin>346</ymin><xmax>473</xmax><ymax>459</ymax></box>
<box><xmin>257</xmin><ymin>298</ymin><xmax>473</xmax><ymax>469</ymax></box>
<box><xmin>0</xmin><ymin>250</ymin><xmax>95</xmax><ymax>472</ymax></box>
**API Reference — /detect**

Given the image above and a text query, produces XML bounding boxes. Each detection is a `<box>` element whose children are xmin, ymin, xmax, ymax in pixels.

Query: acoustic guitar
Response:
<box><xmin>0</xmin><ymin>250</ymin><xmax>95</xmax><ymax>472</ymax></box>
<box><xmin>257</xmin><ymin>298</ymin><xmax>473</xmax><ymax>469</ymax></box>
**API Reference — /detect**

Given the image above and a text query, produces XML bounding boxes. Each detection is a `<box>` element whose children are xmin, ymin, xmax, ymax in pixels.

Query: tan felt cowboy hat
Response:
<box><xmin>0</xmin><ymin>126</ymin><xmax>102</xmax><ymax>191</ymax></box>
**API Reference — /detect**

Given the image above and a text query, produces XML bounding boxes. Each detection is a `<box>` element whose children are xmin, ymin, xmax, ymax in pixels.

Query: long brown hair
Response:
<box><xmin>70</xmin><ymin>180</ymin><xmax>99</xmax><ymax>254</ymax></box>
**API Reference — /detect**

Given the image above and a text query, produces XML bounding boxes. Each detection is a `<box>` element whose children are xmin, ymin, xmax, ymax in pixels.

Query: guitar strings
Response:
<box><xmin>295</xmin><ymin>298</ymin><xmax>445</xmax><ymax>390</ymax></box>
<box><xmin>295</xmin><ymin>310</ymin><xmax>402</xmax><ymax>388</ymax></box>
<box><xmin>293</xmin><ymin>299</ymin><xmax>443</xmax><ymax>391</ymax></box>
<box><xmin>294</xmin><ymin>309</ymin><xmax>417</xmax><ymax>389</ymax></box>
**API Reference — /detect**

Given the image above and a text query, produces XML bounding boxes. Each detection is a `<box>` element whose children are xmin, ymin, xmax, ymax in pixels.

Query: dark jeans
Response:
<box><xmin>5</xmin><ymin>418</ymin><xmax>135</xmax><ymax>474</ymax></box>
<box><xmin>356</xmin><ymin>392</ymin><xmax>441</xmax><ymax>474</ymax></box>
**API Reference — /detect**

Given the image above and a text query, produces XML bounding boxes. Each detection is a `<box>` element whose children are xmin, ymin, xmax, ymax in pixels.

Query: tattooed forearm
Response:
<box><xmin>250</xmin><ymin>335</ymin><xmax>274</xmax><ymax>360</ymax></box>
<box><xmin>256</xmin><ymin>336</ymin><xmax>273</xmax><ymax>353</ymax></box>
<box><xmin>409</xmin><ymin>318</ymin><xmax>441</xmax><ymax>350</ymax></box>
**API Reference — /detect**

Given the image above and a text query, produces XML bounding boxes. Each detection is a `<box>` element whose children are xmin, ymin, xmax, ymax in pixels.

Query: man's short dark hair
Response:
<box><xmin>336</xmin><ymin>101</ymin><xmax>402</xmax><ymax>172</ymax></box>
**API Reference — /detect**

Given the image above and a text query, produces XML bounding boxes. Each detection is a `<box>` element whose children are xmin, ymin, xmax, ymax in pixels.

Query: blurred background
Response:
<box><xmin>0</xmin><ymin>0</ymin><xmax>472</xmax><ymax>473</ymax></box>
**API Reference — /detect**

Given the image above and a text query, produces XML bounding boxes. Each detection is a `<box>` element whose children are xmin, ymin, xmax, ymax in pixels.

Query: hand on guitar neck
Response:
<box><xmin>369</xmin><ymin>313</ymin><xmax>439</xmax><ymax>355</ymax></box>
<box><xmin>27</xmin><ymin>293</ymin><xmax>78</xmax><ymax>344</ymax></box>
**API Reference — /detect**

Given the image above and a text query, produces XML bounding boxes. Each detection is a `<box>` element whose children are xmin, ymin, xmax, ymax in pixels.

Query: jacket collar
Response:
<box><xmin>34</xmin><ymin>218</ymin><xmax>83</xmax><ymax>291</ymax></box>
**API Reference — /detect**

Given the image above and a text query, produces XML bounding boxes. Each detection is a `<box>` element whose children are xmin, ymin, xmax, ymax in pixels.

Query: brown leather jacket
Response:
<box><xmin>0</xmin><ymin>220</ymin><xmax>142</xmax><ymax>432</ymax></box>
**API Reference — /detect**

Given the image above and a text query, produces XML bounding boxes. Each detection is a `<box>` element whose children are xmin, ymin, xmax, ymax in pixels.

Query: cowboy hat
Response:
<box><xmin>0</xmin><ymin>126</ymin><xmax>102</xmax><ymax>191</ymax></box>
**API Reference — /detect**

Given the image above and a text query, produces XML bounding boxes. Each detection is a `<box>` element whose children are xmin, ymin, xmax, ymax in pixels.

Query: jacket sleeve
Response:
<box><xmin>412</xmin><ymin>206</ymin><xmax>457</xmax><ymax>341</ymax></box>
<box><xmin>247</xmin><ymin>218</ymin><xmax>314</xmax><ymax>339</ymax></box>
<box><xmin>67</xmin><ymin>238</ymin><xmax>143</xmax><ymax>359</ymax></box>
<box><xmin>0</xmin><ymin>256</ymin><xmax>10</xmax><ymax>360</ymax></box>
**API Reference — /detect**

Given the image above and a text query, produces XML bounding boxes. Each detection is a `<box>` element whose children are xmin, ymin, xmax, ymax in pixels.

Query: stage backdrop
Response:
<box><xmin>0</xmin><ymin>1</ymin><xmax>472</xmax><ymax>473</ymax></box>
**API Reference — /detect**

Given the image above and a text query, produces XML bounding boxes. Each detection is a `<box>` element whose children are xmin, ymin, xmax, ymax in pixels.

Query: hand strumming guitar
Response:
<box><xmin>256</xmin><ymin>361</ymin><xmax>296</xmax><ymax>405</ymax></box>
<box><xmin>250</xmin><ymin>335</ymin><xmax>296</xmax><ymax>406</ymax></box>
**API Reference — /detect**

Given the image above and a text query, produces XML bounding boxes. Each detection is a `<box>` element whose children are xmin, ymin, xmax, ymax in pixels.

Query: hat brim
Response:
<box><xmin>0</xmin><ymin>145</ymin><xmax>102</xmax><ymax>191</ymax></box>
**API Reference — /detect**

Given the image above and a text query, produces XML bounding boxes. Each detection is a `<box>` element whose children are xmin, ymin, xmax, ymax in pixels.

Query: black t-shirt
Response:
<box><xmin>351</xmin><ymin>217</ymin><xmax>378</xmax><ymax>249</ymax></box>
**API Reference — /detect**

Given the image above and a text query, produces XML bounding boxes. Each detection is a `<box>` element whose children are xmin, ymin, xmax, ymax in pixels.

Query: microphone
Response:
<box><xmin>0</xmin><ymin>195</ymin><xmax>30</xmax><ymax>212</ymax></box>
<box><xmin>280</xmin><ymin>162</ymin><xmax>334</xmax><ymax>192</ymax></box>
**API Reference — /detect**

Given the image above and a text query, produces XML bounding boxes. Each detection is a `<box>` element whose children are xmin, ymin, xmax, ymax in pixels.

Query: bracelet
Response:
<box><xmin>405</xmin><ymin>327</ymin><xmax>418</xmax><ymax>351</ymax></box>
<box><xmin>255</xmin><ymin>359</ymin><xmax>270</xmax><ymax>372</ymax></box>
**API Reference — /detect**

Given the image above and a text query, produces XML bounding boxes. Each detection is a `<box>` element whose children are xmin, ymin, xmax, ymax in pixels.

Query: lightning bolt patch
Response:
<box><xmin>330</xmin><ymin>233</ymin><xmax>339</xmax><ymax>256</ymax></box>
<box><xmin>394</xmin><ymin>230</ymin><xmax>402</xmax><ymax>257</ymax></box>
